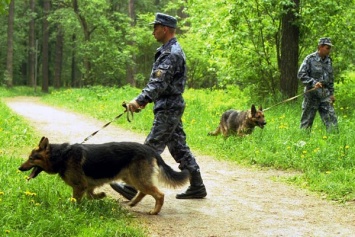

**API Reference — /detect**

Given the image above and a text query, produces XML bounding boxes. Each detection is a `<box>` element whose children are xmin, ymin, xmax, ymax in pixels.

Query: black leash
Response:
<box><xmin>263</xmin><ymin>87</ymin><xmax>317</xmax><ymax>111</ymax></box>
<box><xmin>81</xmin><ymin>101</ymin><xmax>133</xmax><ymax>144</ymax></box>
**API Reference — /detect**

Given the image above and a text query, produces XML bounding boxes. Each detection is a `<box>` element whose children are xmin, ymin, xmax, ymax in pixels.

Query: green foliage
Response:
<box><xmin>298</xmin><ymin>0</ymin><xmax>355</xmax><ymax>76</ymax></box>
<box><xmin>180</xmin><ymin>0</ymin><xmax>235</xmax><ymax>88</ymax></box>
<box><xmin>49</xmin><ymin>2</ymin><xmax>134</xmax><ymax>86</ymax></box>
<box><xmin>1</xmin><ymin>0</ymin><xmax>354</xmax><ymax>96</ymax></box>
<box><xmin>0</xmin><ymin>0</ymin><xmax>10</xmax><ymax>14</ymax></box>
<box><xmin>181</xmin><ymin>0</ymin><xmax>282</xmax><ymax>93</ymax></box>
<box><xmin>182</xmin><ymin>0</ymin><xmax>355</xmax><ymax>95</ymax></box>
<box><xmin>0</xmin><ymin>0</ymin><xmax>31</xmax><ymax>85</ymax></box>
<box><xmin>0</xmin><ymin>99</ymin><xmax>38</xmax><ymax>155</ymax></box>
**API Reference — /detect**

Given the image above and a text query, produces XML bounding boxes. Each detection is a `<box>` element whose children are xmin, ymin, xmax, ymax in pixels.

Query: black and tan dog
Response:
<box><xmin>208</xmin><ymin>105</ymin><xmax>266</xmax><ymax>137</ymax></box>
<box><xmin>18</xmin><ymin>137</ymin><xmax>189</xmax><ymax>215</ymax></box>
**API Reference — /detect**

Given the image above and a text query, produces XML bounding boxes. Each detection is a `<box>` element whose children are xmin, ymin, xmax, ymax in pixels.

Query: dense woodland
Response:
<box><xmin>1</xmin><ymin>0</ymin><xmax>354</xmax><ymax>98</ymax></box>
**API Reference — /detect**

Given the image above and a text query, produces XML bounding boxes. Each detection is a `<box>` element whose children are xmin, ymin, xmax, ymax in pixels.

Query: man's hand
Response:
<box><xmin>127</xmin><ymin>100</ymin><xmax>141</xmax><ymax>113</ymax></box>
<box><xmin>330</xmin><ymin>95</ymin><xmax>336</xmax><ymax>104</ymax></box>
<box><xmin>314</xmin><ymin>82</ymin><xmax>323</xmax><ymax>89</ymax></box>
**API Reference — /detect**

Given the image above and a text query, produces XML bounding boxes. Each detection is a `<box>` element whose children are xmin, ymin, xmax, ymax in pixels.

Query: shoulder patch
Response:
<box><xmin>154</xmin><ymin>70</ymin><xmax>163</xmax><ymax>78</ymax></box>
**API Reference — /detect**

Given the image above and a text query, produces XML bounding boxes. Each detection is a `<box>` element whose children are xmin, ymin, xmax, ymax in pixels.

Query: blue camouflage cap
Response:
<box><xmin>150</xmin><ymin>13</ymin><xmax>177</xmax><ymax>28</ymax></box>
<box><xmin>318</xmin><ymin>37</ymin><xmax>333</xmax><ymax>47</ymax></box>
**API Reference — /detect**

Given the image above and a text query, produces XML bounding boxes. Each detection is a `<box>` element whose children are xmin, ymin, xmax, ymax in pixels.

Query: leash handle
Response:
<box><xmin>122</xmin><ymin>101</ymin><xmax>141</xmax><ymax>122</ymax></box>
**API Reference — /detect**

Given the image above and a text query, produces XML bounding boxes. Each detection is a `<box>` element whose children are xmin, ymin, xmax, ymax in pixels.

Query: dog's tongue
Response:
<box><xmin>27</xmin><ymin>167</ymin><xmax>43</xmax><ymax>180</ymax></box>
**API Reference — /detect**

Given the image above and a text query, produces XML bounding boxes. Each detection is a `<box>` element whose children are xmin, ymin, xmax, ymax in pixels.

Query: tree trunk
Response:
<box><xmin>5</xmin><ymin>0</ymin><xmax>15</xmax><ymax>88</ymax></box>
<box><xmin>54</xmin><ymin>25</ymin><xmax>63</xmax><ymax>89</ymax></box>
<box><xmin>72</xmin><ymin>0</ymin><xmax>91</xmax><ymax>85</ymax></box>
<box><xmin>28</xmin><ymin>0</ymin><xmax>35</xmax><ymax>87</ymax></box>
<box><xmin>126</xmin><ymin>0</ymin><xmax>136</xmax><ymax>86</ymax></box>
<box><xmin>42</xmin><ymin>0</ymin><xmax>50</xmax><ymax>93</ymax></box>
<box><xmin>71</xmin><ymin>34</ymin><xmax>79</xmax><ymax>87</ymax></box>
<box><xmin>280</xmin><ymin>0</ymin><xmax>300</xmax><ymax>98</ymax></box>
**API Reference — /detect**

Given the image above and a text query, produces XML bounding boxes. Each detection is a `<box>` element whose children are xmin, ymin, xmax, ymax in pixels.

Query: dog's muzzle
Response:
<box><xmin>18</xmin><ymin>166</ymin><xmax>43</xmax><ymax>180</ymax></box>
<box><xmin>258</xmin><ymin>122</ymin><xmax>267</xmax><ymax>128</ymax></box>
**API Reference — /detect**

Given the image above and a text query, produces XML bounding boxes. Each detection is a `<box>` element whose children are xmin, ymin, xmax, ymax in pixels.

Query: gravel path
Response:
<box><xmin>5</xmin><ymin>97</ymin><xmax>355</xmax><ymax>237</ymax></box>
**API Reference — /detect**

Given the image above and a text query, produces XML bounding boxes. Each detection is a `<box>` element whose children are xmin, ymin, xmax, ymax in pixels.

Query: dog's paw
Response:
<box><xmin>148</xmin><ymin>210</ymin><xmax>159</xmax><ymax>215</ymax></box>
<box><xmin>88</xmin><ymin>192</ymin><xmax>106</xmax><ymax>199</ymax></box>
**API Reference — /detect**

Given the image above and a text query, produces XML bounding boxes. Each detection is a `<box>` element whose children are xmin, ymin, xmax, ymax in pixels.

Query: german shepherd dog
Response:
<box><xmin>208</xmin><ymin>105</ymin><xmax>266</xmax><ymax>137</ymax></box>
<box><xmin>18</xmin><ymin>137</ymin><xmax>190</xmax><ymax>215</ymax></box>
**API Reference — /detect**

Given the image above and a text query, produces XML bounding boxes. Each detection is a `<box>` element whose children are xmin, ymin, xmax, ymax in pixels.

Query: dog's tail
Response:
<box><xmin>155</xmin><ymin>155</ymin><xmax>190</xmax><ymax>188</ymax></box>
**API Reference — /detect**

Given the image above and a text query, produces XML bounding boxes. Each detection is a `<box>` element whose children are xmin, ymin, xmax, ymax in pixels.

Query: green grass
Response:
<box><xmin>0</xmin><ymin>95</ymin><xmax>147</xmax><ymax>237</ymax></box>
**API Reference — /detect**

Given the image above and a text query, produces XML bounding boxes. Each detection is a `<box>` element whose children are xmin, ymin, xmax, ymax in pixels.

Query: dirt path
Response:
<box><xmin>4</xmin><ymin>97</ymin><xmax>355</xmax><ymax>237</ymax></box>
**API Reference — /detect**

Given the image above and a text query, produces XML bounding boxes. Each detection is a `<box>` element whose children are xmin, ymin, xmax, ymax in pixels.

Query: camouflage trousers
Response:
<box><xmin>144</xmin><ymin>107</ymin><xmax>200</xmax><ymax>172</ymax></box>
<box><xmin>300</xmin><ymin>94</ymin><xmax>338</xmax><ymax>132</ymax></box>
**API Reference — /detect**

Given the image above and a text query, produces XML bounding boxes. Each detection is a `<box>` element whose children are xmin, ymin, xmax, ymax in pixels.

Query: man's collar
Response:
<box><xmin>315</xmin><ymin>51</ymin><xmax>329</xmax><ymax>61</ymax></box>
<box><xmin>158</xmin><ymin>37</ymin><xmax>177</xmax><ymax>51</ymax></box>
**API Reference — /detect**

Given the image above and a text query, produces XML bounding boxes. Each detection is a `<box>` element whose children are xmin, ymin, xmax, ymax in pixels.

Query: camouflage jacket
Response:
<box><xmin>297</xmin><ymin>51</ymin><xmax>334</xmax><ymax>95</ymax></box>
<box><xmin>135</xmin><ymin>38</ymin><xmax>187</xmax><ymax>111</ymax></box>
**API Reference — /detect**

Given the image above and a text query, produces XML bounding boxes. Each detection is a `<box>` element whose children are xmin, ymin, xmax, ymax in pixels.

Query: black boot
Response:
<box><xmin>110</xmin><ymin>183</ymin><xmax>137</xmax><ymax>200</ymax></box>
<box><xmin>176</xmin><ymin>170</ymin><xmax>207</xmax><ymax>199</ymax></box>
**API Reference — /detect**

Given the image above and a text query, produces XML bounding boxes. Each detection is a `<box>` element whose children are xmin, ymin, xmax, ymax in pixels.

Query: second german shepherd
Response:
<box><xmin>18</xmin><ymin>137</ymin><xmax>190</xmax><ymax>215</ymax></box>
<box><xmin>208</xmin><ymin>105</ymin><xmax>266</xmax><ymax>137</ymax></box>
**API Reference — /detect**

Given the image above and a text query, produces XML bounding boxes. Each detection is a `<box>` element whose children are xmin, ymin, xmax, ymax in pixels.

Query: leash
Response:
<box><xmin>263</xmin><ymin>87</ymin><xmax>317</xmax><ymax>111</ymax></box>
<box><xmin>81</xmin><ymin>101</ymin><xmax>134</xmax><ymax>144</ymax></box>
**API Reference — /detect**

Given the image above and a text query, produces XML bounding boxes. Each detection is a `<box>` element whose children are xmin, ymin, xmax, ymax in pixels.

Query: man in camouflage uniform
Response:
<box><xmin>297</xmin><ymin>37</ymin><xmax>338</xmax><ymax>132</ymax></box>
<box><xmin>111</xmin><ymin>13</ymin><xmax>207</xmax><ymax>199</ymax></box>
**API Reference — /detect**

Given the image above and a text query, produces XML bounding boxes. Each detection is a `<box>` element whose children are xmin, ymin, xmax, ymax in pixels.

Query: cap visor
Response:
<box><xmin>149</xmin><ymin>20</ymin><xmax>161</xmax><ymax>25</ymax></box>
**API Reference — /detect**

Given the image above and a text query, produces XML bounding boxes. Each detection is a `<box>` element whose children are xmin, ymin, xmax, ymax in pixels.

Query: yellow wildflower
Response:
<box><xmin>313</xmin><ymin>147</ymin><xmax>320</xmax><ymax>153</ymax></box>
<box><xmin>24</xmin><ymin>191</ymin><xmax>36</xmax><ymax>196</ymax></box>
<box><xmin>279</xmin><ymin>124</ymin><xmax>288</xmax><ymax>129</ymax></box>
<box><xmin>69</xmin><ymin>197</ymin><xmax>77</xmax><ymax>203</ymax></box>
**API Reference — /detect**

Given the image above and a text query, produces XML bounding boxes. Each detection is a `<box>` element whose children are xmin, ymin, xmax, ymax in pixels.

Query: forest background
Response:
<box><xmin>1</xmin><ymin>0</ymin><xmax>354</xmax><ymax>99</ymax></box>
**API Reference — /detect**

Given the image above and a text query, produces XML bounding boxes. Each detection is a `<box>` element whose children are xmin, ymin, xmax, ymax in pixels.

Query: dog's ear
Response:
<box><xmin>251</xmin><ymin>104</ymin><xmax>256</xmax><ymax>116</ymax></box>
<box><xmin>39</xmin><ymin>136</ymin><xmax>45</xmax><ymax>144</ymax></box>
<box><xmin>259</xmin><ymin>105</ymin><xmax>263</xmax><ymax>111</ymax></box>
<box><xmin>39</xmin><ymin>137</ymin><xmax>49</xmax><ymax>150</ymax></box>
